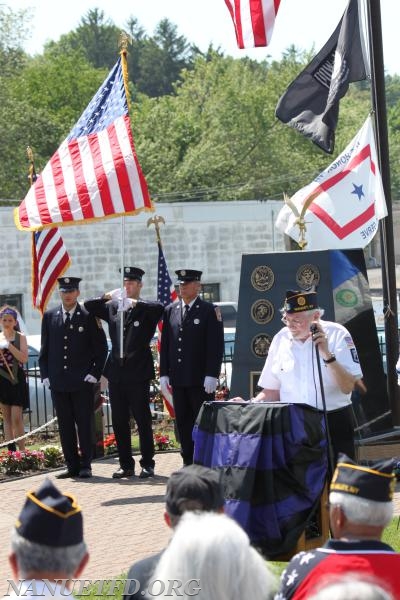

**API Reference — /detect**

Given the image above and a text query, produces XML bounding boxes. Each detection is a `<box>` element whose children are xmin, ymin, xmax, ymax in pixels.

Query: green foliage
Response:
<box><xmin>1</xmin><ymin>5</ymin><xmax>400</xmax><ymax>203</ymax></box>
<box><xmin>40</xmin><ymin>445</ymin><xmax>64</xmax><ymax>468</ymax></box>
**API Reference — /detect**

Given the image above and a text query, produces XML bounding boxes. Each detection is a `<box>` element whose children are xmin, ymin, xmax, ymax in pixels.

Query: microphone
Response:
<box><xmin>310</xmin><ymin>323</ymin><xmax>318</xmax><ymax>335</ymax></box>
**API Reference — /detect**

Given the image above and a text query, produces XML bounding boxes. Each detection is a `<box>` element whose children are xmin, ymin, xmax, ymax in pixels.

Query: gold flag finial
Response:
<box><xmin>26</xmin><ymin>146</ymin><xmax>37</xmax><ymax>187</ymax></box>
<box><xmin>283</xmin><ymin>192</ymin><xmax>309</xmax><ymax>250</ymax></box>
<box><xmin>119</xmin><ymin>31</ymin><xmax>131</xmax><ymax>52</ymax></box>
<box><xmin>147</xmin><ymin>215</ymin><xmax>166</xmax><ymax>245</ymax></box>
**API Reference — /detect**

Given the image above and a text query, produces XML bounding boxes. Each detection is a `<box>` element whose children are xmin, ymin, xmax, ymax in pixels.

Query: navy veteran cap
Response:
<box><xmin>15</xmin><ymin>479</ymin><xmax>83</xmax><ymax>547</ymax></box>
<box><xmin>175</xmin><ymin>269</ymin><xmax>202</xmax><ymax>283</ymax></box>
<box><xmin>121</xmin><ymin>267</ymin><xmax>145</xmax><ymax>281</ymax></box>
<box><xmin>166</xmin><ymin>464</ymin><xmax>224</xmax><ymax>517</ymax></box>
<box><xmin>57</xmin><ymin>277</ymin><xmax>81</xmax><ymax>292</ymax></box>
<box><xmin>330</xmin><ymin>453</ymin><xmax>396</xmax><ymax>502</ymax></box>
<box><xmin>283</xmin><ymin>289</ymin><xmax>318</xmax><ymax>314</ymax></box>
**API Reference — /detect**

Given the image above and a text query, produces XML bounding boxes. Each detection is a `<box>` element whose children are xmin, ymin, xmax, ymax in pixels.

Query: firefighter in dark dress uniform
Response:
<box><xmin>84</xmin><ymin>267</ymin><xmax>164</xmax><ymax>479</ymax></box>
<box><xmin>39</xmin><ymin>277</ymin><xmax>108</xmax><ymax>479</ymax></box>
<box><xmin>159</xmin><ymin>269</ymin><xmax>224</xmax><ymax>466</ymax></box>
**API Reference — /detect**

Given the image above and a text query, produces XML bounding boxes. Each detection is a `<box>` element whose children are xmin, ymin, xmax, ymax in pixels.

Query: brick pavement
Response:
<box><xmin>0</xmin><ymin>451</ymin><xmax>399</xmax><ymax>596</ymax></box>
<box><xmin>0</xmin><ymin>451</ymin><xmax>182</xmax><ymax>595</ymax></box>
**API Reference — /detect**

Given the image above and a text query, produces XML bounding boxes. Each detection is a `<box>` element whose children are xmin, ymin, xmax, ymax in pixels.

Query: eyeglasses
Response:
<box><xmin>281</xmin><ymin>315</ymin><xmax>309</xmax><ymax>326</ymax></box>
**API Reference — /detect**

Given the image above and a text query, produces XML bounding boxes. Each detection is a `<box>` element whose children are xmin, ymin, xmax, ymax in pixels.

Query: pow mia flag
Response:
<box><xmin>275</xmin><ymin>0</ymin><xmax>367</xmax><ymax>154</ymax></box>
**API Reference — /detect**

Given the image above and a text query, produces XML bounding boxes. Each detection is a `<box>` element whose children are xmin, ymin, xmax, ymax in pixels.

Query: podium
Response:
<box><xmin>193</xmin><ymin>401</ymin><xmax>329</xmax><ymax>558</ymax></box>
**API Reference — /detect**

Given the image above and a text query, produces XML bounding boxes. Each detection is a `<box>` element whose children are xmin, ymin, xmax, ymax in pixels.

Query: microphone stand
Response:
<box><xmin>311</xmin><ymin>325</ymin><xmax>335</xmax><ymax>478</ymax></box>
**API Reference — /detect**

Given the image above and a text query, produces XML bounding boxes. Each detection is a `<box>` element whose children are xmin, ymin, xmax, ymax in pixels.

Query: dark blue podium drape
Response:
<box><xmin>193</xmin><ymin>402</ymin><xmax>327</xmax><ymax>557</ymax></box>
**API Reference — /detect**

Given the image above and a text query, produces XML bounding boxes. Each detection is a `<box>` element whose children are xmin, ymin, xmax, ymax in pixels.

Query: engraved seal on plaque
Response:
<box><xmin>251</xmin><ymin>299</ymin><xmax>274</xmax><ymax>325</ymax></box>
<box><xmin>251</xmin><ymin>334</ymin><xmax>272</xmax><ymax>358</ymax></box>
<box><xmin>296</xmin><ymin>264</ymin><xmax>320</xmax><ymax>290</ymax></box>
<box><xmin>250</xmin><ymin>266</ymin><xmax>274</xmax><ymax>292</ymax></box>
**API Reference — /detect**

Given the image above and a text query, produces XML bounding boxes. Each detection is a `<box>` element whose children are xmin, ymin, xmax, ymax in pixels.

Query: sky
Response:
<box><xmin>5</xmin><ymin>0</ymin><xmax>399</xmax><ymax>75</ymax></box>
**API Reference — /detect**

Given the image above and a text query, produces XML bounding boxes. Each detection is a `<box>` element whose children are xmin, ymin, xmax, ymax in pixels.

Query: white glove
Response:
<box><xmin>0</xmin><ymin>340</ymin><xmax>9</xmax><ymax>350</ymax></box>
<box><xmin>84</xmin><ymin>374</ymin><xmax>98</xmax><ymax>383</ymax></box>
<box><xmin>204</xmin><ymin>376</ymin><xmax>218</xmax><ymax>394</ymax></box>
<box><xmin>160</xmin><ymin>376</ymin><xmax>170</xmax><ymax>395</ymax></box>
<box><xmin>109</xmin><ymin>288</ymin><xmax>133</xmax><ymax>312</ymax></box>
<box><xmin>43</xmin><ymin>378</ymin><xmax>50</xmax><ymax>388</ymax></box>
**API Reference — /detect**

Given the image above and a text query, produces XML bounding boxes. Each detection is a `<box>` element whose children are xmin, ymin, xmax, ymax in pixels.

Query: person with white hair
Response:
<box><xmin>275</xmin><ymin>454</ymin><xmax>400</xmax><ymax>600</ymax></box>
<box><xmin>4</xmin><ymin>478</ymin><xmax>89</xmax><ymax>600</ymax></box>
<box><xmin>233</xmin><ymin>289</ymin><xmax>363</xmax><ymax>461</ymax></box>
<box><xmin>306</xmin><ymin>574</ymin><xmax>393</xmax><ymax>600</ymax></box>
<box><xmin>149</xmin><ymin>511</ymin><xmax>277</xmax><ymax>600</ymax></box>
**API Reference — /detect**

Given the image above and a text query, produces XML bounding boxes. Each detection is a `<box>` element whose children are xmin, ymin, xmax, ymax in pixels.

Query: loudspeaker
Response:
<box><xmin>230</xmin><ymin>249</ymin><xmax>390</xmax><ymax>437</ymax></box>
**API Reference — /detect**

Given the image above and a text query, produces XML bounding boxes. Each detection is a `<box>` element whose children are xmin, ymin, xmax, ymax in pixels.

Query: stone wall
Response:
<box><xmin>1</xmin><ymin>201</ymin><xmax>284</xmax><ymax>334</ymax></box>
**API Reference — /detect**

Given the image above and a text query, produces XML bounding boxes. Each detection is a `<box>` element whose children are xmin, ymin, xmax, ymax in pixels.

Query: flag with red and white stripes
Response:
<box><xmin>15</xmin><ymin>57</ymin><xmax>153</xmax><ymax>232</ymax></box>
<box><xmin>224</xmin><ymin>0</ymin><xmax>281</xmax><ymax>48</ymax></box>
<box><xmin>157</xmin><ymin>241</ymin><xmax>178</xmax><ymax>418</ymax></box>
<box><xmin>32</xmin><ymin>228</ymin><xmax>71</xmax><ymax>314</ymax></box>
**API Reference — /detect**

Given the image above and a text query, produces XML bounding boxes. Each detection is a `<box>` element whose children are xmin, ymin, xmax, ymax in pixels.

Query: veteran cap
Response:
<box><xmin>120</xmin><ymin>267</ymin><xmax>145</xmax><ymax>281</ymax></box>
<box><xmin>15</xmin><ymin>479</ymin><xmax>83</xmax><ymax>547</ymax></box>
<box><xmin>175</xmin><ymin>269</ymin><xmax>202</xmax><ymax>283</ymax></box>
<box><xmin>57</xmin><ymin>277</ymin><xmax>81</xmax><ymax>292</ymax></box>
<box><xmin>165</xmin><ymin>464</ymin><xmax>224</xmax><ymax>517</ymax></box>
<box><xmin>330</xmin><ymin>453</ymin><xmax>396</xmax><ymax>502</ymax></box>
<box><xmin>283</xmin><ymin>289</ymin><xmax>318</xmax><ymax>314</ymax></box>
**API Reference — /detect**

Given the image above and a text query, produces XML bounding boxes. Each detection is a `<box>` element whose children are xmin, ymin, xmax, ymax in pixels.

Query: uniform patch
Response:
<box><xmin>344</xmin><ymin>335</ymin><xmax>355</xmax><ymax>348</ymax></box>
<box><xmin>350</xmin><ymin>348</ymin><xmax>360</xmax><ymax>363</ymax></box>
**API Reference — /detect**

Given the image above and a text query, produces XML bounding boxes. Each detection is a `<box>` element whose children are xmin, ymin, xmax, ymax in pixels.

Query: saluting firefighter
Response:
<box><xmin>160</xmin><ymin>269</ymin><xmax>224</xmax><ymax>466</ymax></box>
<box><xmin>84</xmin><ymin>267</ymin><xmax>164</xmax><ymax>479</ymax></box>
<box><xmin>39</xmin><ymin>277</ymin><xmax>108</xmax><ymax>479</ymax></box>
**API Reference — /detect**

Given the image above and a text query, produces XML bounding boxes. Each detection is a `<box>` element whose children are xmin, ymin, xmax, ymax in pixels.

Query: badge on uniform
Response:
<box><xmin>78</xmin><ymin>326</ymin><xmax>84</xmax><ymax>332</ymax></box>
<box><xmin>194</xmin><ymin>318</ymin><xmax>200</xmax><ymax>325</ymax></box>
<box><xmin>351</xmin><ymin>348</ymin><xmax>360</xmax><ymax>363</ymax></box>
<box><xmin>134</xmin><ymin>321</ymin><xmax>139</xmax><ymax>327</ymax></box>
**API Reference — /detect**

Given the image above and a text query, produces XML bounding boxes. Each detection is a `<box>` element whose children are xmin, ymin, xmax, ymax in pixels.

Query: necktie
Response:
<box><xmin>183</xmin><ymin>304</ymin><xmax>190</xmax><ymax>320</ymax></box>
<box><xmin>65</xmin><ymin>312</ymin><xmax>71</xmax><ymax>328</ymax></box>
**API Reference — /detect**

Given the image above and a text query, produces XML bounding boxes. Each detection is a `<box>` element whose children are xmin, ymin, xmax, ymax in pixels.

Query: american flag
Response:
<box><xmin>157</xmin><ymin>241</ymin><xmax>178</xmax><ymax>418</ymax></box>
<box><xmin>224</xmin><ymin>0</ymin><xmax>281</xmax><ymax>49</ymax></box>
<box><xmin>32</xmin><ymin>229</ymin><xmax>71</xmax><ymax>314</ymax></box>
<box><xmin>15</xmin><ymin>56</ymin><xmax>153</xmax><ymax>231</ymax></box>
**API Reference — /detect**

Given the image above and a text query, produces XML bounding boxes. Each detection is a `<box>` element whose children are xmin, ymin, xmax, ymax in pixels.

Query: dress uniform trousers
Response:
<box><xmin>172</xmin><ymin>386</ymin><xmax>214</xmax><ymax>466</ymax></box>
<box><xmin>52</xmin><ymin>386</ymin><xmax>94</xmax><ymax>472</ymax></box>
<box><xmin>109</xmin><ymin>380</ymin><xmax>155</xmax><ymax>471</ymax></box>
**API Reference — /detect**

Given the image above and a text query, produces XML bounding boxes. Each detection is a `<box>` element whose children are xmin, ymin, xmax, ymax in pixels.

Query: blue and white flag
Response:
<box><xmin>275</xmin><ymin>116</ymin><xmax>387</xmax><ymax>250</ymax></box>
<box><xmin>330</xmin><ymin>250</ymin><xmax>371</xmax><ymax>325</ymax></box>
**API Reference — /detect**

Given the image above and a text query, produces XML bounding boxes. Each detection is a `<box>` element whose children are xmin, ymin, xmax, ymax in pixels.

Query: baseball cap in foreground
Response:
<box><xmin>330</xmin><ymin>453</ymin><xmax>396</xmax><ymax>502</ymax></box>
<box><xmin>15</xmin><ymin>478</ymin><xmax>83</xmax><ymax>547</ymax></box>
<box><xmin>166</xmin><ymin>464</ymin><xmax>224</xmax><ymax>516</ymax></box>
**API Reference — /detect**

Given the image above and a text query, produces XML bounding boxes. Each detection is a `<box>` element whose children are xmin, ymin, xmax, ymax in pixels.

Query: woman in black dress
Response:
<box><xmin>0</xmin><ymin>306</ymin><xmax>28</xmax><ymax>451</ymax></box>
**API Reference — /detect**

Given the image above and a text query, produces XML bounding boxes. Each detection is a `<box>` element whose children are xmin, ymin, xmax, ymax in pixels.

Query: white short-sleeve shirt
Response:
<box><xmin>258</xmin><ymin>320</ymin><xmax>363</xmax><ymax>411</ymax></box>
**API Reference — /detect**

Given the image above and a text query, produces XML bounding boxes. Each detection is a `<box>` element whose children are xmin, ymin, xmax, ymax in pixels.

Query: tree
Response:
<box><xmin>45</xmin><ymin>8</ymin><xmax>121</xmax><ymax>70</ymax></box>
<box><xmin>135</xmin><ymin>19</ymin><xmax>199</xmax><ymax>97</ymax></box>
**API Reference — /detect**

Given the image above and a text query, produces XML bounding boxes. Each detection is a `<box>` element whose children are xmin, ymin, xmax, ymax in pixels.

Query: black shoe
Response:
<box><xmin>79</xmin><ymin>468</ymin><xmax>92</xmax><ymax>478</ymax></box>
<box><xmin>56</xmin><ymin>469</ymin><xmax>79</xmax><ymax>479</ymax></box>
<box><xmin>139</xmin><ymin>467</ymin><xmax>154</xmax><ymax>479</ymax></box>
<box><xmin>112</xmin><ymin>468</ymin><xmax>135</xmax><ymax>479</ymax></box>
<box><xmin>7</xmin><ymin>442</ymin><xmax>17</xmax><ymax>452</ymax></box>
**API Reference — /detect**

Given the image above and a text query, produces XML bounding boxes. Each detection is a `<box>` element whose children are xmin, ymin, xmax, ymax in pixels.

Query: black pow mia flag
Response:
<box><xmin>275</xmin><ymin>0</ymin><xmax>367</xmax><ymax>154</ymax></box>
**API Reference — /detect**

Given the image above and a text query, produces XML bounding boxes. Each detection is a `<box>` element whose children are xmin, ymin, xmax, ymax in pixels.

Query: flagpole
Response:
<box><xmin>119</xmin><ymin>35</ymin><xmax>130</xmax><ymax>361</ymax></box>
<box><xmin>366</xmin><ymin>0</ymin><xmax>400</xmax><ymax>425</ymax></box>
